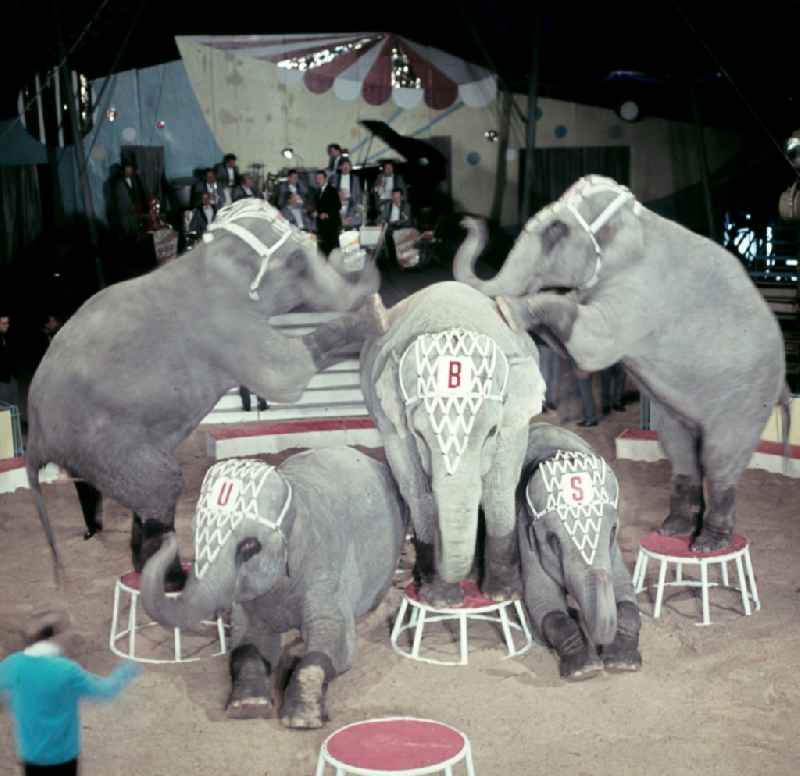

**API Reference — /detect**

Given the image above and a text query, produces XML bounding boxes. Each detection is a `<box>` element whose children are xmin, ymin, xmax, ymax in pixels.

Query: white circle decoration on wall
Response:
<box><xmin>121</xmin><ymin>127</ymin><xmax>137</xmax><ymax>142</ymax></box>
<box><xmin>619</xmin><ymin>100</ymin><xmax>640</xmax><ymax>122</ymax></box>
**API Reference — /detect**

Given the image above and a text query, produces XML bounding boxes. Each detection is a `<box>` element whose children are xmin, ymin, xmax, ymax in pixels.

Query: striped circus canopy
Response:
<box><xmin>176</xmin><ymin>32</ymin><xmax>496</xmax><ymax>110</ymax></box>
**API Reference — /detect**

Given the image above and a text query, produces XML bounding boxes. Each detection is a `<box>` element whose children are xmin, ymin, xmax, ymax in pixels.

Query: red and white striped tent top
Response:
<box><xmin>176</xmin><ymin>32</ymin><xmax>496</xmax><ymax>110</ymax></box>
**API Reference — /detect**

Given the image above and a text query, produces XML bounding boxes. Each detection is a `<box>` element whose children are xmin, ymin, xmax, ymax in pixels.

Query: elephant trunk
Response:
<box><xmin>140</xmin><ymin>534</ymin><xmax>220</xmax><ymax>630</ymax></box>
<box><xmin>452</xmin><ymin>218</ymin><xmax>539</xmax><ymax>298</ymax></box>
<box><xmin>433</xmin><ymin>473</ymin><xmax>482</xmax><ymax>583</ymax></box>
<box><xmin>570</xmin><ymin>568</ymin><xmax>618</xmax><ymax>646</ymax></box>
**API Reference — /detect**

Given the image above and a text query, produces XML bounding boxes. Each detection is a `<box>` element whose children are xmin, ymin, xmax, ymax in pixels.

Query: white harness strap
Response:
<box><xmin>203</xmin><ymin>198</ymin><xmax>297</xmax><ymax>301</ymax></box>
<box><xmin>398</xmin><ymin>328</ymin><xmax>509</xmax><ymax>476</ymax></box>
<box><xmin>527</xmin><ymin>450</ymin><xmax>618</xmax><ymax>565</ymax></box>
<box><xmin>560</xmin><ymin>177</ymin><xmax>642</xmax><ymax>289</ymax></box>
<box><xmin>194</xmin><ymin>459</ymin><xmax>293</xmax><ymax>579</ymax></box>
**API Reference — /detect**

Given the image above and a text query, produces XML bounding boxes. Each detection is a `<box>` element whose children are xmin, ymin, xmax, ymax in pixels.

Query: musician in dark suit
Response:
<box><xmin>232</xmin><ymin>173</ymin><xmax>259</xmax><ymax>202</ymax></box>
<box><xmin>188</xmin><ymin>192</ymin><xmax>217</xmax><ymax>236</ymax></box>
<box><xmin>192</xmin><ymin>169</ymin><xmax>222</xmax><ymax>209</ymax></box>
<box><xmin>113</xmin><ymin>162</ymin><xmax>147</xmax><ymax>237</ymax></box>
<box><xmin>277</xmin><ymin>169</ymin><xmax>308</xmax><ymax>209</ymax></box>
<box><xmin>334</xmin><ymin>157</ymin><xmax>362</xmax><ymax>209</ymax></box>
<box><xmin>315</xmin><ymin>170</ymin><xmax>342</xmax><ymax>256</ymax></box>
<box><xmin>214</xmin><ymin>153</ymin><xmax>239</xmax><ymax>199</ymax></box>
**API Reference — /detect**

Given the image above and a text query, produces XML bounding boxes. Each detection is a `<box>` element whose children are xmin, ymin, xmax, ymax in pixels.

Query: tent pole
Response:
<box><xmin>490</xmin><ymin>87</ymin><xmax>513</xmax><ymax>224</ymax></box>
<box><xmin>691</xmin><ymin>85</ymin><xmax>716</xmax><ymax>240</ymax></box>
<box><xmin>56</xmin><ymin>10</ymin><xmax>105</xmax><ymax>289</ymax></box>
<box><xmin>521</xmin><ymin>13</ymin><xmax>543</xmax><ymax>223</ymax></box>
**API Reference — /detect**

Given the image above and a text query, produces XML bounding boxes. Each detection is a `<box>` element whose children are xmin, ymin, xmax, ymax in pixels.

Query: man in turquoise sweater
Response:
<box><xmin>1</xmin><ymin>611</ymin><xmax>142</xmax><ymax>775</ymax></box>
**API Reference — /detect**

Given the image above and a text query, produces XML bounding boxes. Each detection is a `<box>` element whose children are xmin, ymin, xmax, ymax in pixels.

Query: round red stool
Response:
<box><xmin>109</xmin><ymin>565</ymin><xmax>229</xmax><ymax>663</ymax></box>
<box><xmin>632</xmin><ymin>532</ymin><xmax>761</xmax><ymax>626</ymax></box>
<box><xmin>315</xmin><ymin>717</ymin><xmax>476</xmax><ymax>776</ymax></box>
<box><xmin>390</xmin><ymin>580</ymin><xmax>532</xmax><ymax>666</ymax></box>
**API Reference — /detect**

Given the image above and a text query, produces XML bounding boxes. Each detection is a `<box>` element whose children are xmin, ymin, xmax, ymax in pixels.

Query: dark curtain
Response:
<box><xmin>519</xmin><ymin>147</ymin><xmax>631</xmax><ymax>217</ymax></box>
<box><xmin>0</xmin><ymin>165</ymin><xmax>42</xmax><ymax>265</ymax></box>
<box><xmin>120</xmin><ymin>144</ymin><xmax>166</xmax><ymax>202</ymax></box>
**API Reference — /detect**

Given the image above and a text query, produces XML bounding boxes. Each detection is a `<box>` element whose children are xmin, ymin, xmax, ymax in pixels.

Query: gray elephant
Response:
<box><xmin>25</xmin><ymin>198</ymin><xmax>386</xmax><ymax>581</ymax></box>
<box><xmin>454</xmin><ymin>175</ymin><xmax>791</xmax><ymax>552</ymax></box>
<box><xmin>518</xmin><ymin>422</ymin><xmax>641</xmax><ymax>681</ymax></box>
<box><xmin>361</xmin><ymin>281</ymin><xmax>546</xmax><ymax>607</ymax></box>
<box><xmin>140</xmin><ymin>447</ymin><xmax>407</xmax><ymax>729</ymax></box>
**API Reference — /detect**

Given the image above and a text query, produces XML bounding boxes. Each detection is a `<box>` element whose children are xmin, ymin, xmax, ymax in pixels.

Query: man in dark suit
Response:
<box><xmin>277</xmin><ymin>169</ymin><xmax>308</xmax><ymax>209</ymax></box>
<box><xmin>232</xmin><ymin>173</ymin><xmax>258</xmax><ymax>202</ymax></box>
<box><xmin>334</xmin><ymin>157</ymin><xmax>362</xmax><ymax>210</ymax></box>
<box><xmin>113</xmin><ymin>162</ymin><xmax>147</xmax><ymax>237</ymax></box>
<box><xmin>188</xmin><ymin>192</ymin><xmax>217</xmax><ymax>237</ymax></box>
<box><xmin>214</xmin><ymin>153</ymin><xmax>239</xmax><ymax>207</ymax></box>
<box><xmin>314</xmin><ymin>170</ymin><xmax>342</xmax><ymax>256</ymax></box>
<box><xmin>192</xmin><ymin>169</ymin><xmax>222</xmax><ymax>209</ymax></box>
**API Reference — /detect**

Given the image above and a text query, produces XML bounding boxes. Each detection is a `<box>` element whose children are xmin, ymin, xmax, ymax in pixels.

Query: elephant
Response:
<box><xmin>25</xmin><ymin>197</ymin><xmax>386</xmax><ymax>583</ymax></box>
<box><xmin>518</xmin><ymin>422</ymin><xmax>641</xmax><ymax>681</ymax></box>
<box><xmin>454</xmin><ymin>174</ymin><xmax>791</xmax><ymax>552</ymax></box>
<box><xmin>360</xmin><ymin>281</ymin><xmax>546</xmax><ymax>607</ymax></box>
<box><xmin>140</xmin><ymin>447</ymin><xmax>407</xmax><ymax>729</ymax></box>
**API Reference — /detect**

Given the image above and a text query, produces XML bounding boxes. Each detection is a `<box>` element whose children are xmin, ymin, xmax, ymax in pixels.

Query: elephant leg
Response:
<box><xmin>281</xmin><ymin>595</ymin><xmax>354</xmax><ymax>729</ymax></box>
<box><xmin>74</xmin><ymin>480</ymin><xmax>103</xmax><ymax>540</ymax></box>
<box><xmin>382</xmin><ymin>432</ymin><xmax>463</xmax><ymax>607</ymax></box>
<box><xmin>518</xmin><ymin>521</ymin><xmax>601</xmax><ymax>681</ymax></box>
<box><xmin>657</xmin><ymin>412</ymin><xmax>703</xmax><ymax>536</ymax></box>
<box><xmin>600</xmin><ymin>601</ymin><xmax>642</xmax><ymax>672</ymax></box>
<box><xmin>301</xmin><ymin>295</ymin><xmax>387</xmax><ymax>371</ymax></box>
<box><xmin>226</xmin><ymin>604</ymin><xmax>280</xmax><ymax>719</ymax></box>
<box><xmin>691</xmin><ymin>421</ymin><xmax>754</xmax><ymax>551</ymax></box>
<box><xmin>541</xmin><ymin>611</ymin><xmax>603</xmax><ymax>682</ymax></box>
<box><xmin>480</xmin><ymin>434</ymin><xmax>525</xmax><ymax>601</ymax></box>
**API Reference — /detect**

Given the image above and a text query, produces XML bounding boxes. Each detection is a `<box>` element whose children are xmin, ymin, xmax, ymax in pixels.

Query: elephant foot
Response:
<box><xmin>601</xmin><ymin>602</ymin><xmax>642</xmax><ymax>673</ymax></box>
<box><xmin>226</xmin><ymin>696</ymin><xmax>274</xmax><ymax>720</ymax></box>
<box><xmin>658</xmin><ymin>512</ymin><xmax>697</xmax><ymax>536</ymax></box>
<box><xmin>280</xmin><ymin>662</ymin><xmax>328</xmax><ymax>730</ymax></box>
<box><xmin>691</xmin><ymin>525</ymin><xmax>734</xmax><ymax>553</ymax></box>
<box><xmin>229</xmin><ymin>644</ymin><xmax>272</xmax><ymax>718</ymax></box>
<box><xmin>418</xmin><ymin>579</ymin><xmax>464</xmax><ymax>608</ymax></box>
<box><xmin>483</xmin><ymin>532</ymin><xmax>521</xmax><ymax>602</ymax></box>
<box><xmin>541</xmin><ymin>611</ymin><xmax>602</xmax><ymax>682</ymax></box>
<box><xmin>481</xmin><ymin>584</ymin><xmax>521</xmax><ymax>604</ymax></box>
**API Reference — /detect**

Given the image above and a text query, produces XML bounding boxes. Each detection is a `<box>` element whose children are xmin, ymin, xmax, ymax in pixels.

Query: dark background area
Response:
<box><xmin>3</xmin><ymin>0</ymin><xmax>800</xmax><ymax>136</ymax></box>
<box><xmin>2</xmin><ymin>1</ymin><xmax>799</xmax><ymax>367</ymax></box>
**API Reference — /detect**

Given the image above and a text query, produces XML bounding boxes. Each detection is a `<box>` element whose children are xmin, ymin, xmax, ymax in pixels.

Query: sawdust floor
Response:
<box><xmin>1</xmin><ymin>404</ymin><xmax>799</xmax><ymax>776</ymax></box>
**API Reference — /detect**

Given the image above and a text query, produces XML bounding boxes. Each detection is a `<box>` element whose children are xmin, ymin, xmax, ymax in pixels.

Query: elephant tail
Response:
<box><xmin>779</xmin><ymin>382</ymin><xmax>792</xmax><ymax>475</ymax></box>
<box><xmin>25</xmin><ymin>448</ymin><xmax>62</xmax><ymax>585</ymax></box>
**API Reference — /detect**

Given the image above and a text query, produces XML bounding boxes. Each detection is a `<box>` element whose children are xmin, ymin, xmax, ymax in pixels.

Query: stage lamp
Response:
<box><xmin>281</xmin><ymin>146</ymin><xmax>294</xmax><ymax>160</ymax></box>
<box><xmin>484</xmin><ymin>129</ymin><xmax>499</xmax><ymax>142</ymax></box>
<box><xmin>617</xmin><ymin>100</ymin><xmax>641</xmax><ymax>122</ymax></box>
<box><xmin>107</xmin><ymin>107</ymin><xmax>117</xmax><ymax>122</ymax></box>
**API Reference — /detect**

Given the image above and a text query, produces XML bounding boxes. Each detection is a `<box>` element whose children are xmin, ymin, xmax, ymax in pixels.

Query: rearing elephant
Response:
<box><xmin>26</xmin><ymin>198</ymin><xmax>386</xmax><ymax>581</ymax></box>
<box><xmin>454</xmin><ymin>175</ymin><xmax>791</xmax><ymax>552</ymax></box>
<box><xmin>361</xmin><ymin>282</ymin><xmax>545</xmax><ymax>606</ymax></box>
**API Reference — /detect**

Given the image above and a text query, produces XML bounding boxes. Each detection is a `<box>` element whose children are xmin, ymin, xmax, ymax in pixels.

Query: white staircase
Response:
<box><xmin>202</xmin><ymin>312</ymin><xmax>369</xmax><ymax>425</ymax></box>
<box><xmin>201</xmin><ymin>312</ymin><xmax>381</xmax><ymax>459</ymax></box>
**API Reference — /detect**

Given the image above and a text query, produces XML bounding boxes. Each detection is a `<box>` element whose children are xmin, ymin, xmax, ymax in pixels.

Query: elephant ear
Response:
<box><xmin>504</xmin><ymin>354</ymin><xmax>546</xmax><ymax>426</ymax></box>
<box><xmin>374</xmin><ymin>354</ymin><xmax>409</xmax><ymax>437</ymax></box>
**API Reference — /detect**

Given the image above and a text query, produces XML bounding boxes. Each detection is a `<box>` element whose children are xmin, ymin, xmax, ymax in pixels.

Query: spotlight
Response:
<box><xmin>281</xmin><ymin>146</ymin><xmax>294</xmax><ymax>160</ymax></box>
<box><xmin>617</xmin><ymin>100</ymin><xmax>640</xmax><ymax>123</ymax></box>
<box><xmin>484</xmin><ymin>129</ymin><xmax>499</xmax><ymax>142</ymax></box>
<box><xmin>107</xmin><ymin>107</ymin><xmax>117</xmax><ymax>122</ymax></box>
<box><xmin>156</xmin><ymin>120</ymin><xmax>165</xmax><ymax>129</ymax></box>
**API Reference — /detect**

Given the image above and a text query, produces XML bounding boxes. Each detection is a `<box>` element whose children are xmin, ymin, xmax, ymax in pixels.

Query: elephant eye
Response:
<box><xmin>541</xmin><ymin>220</ymin><xmax>569</xmax><ymax>253</ymax></box>
<box><xmin>546</xmin><ymin>532</ymin><xmax>561</xmax><ymax>556</ymax></box>
<box><xmin>487</xmin><ymin>425</ymin><xmax>497</xmax><ymax>438</ymax></box>
<box><xmin>609</xmin><ymin>525</ymin><xmax>617</xmax><ymax>548</ymax></box>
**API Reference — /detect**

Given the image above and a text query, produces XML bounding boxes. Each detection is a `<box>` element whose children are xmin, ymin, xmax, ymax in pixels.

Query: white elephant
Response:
<box><xmin>361</xmin><ymin>281</ymin><xmax>546</xmax><ymax>606</ymax></box>
<box><xmin>455</xmin><ymin>175</ymin><xmax>790</xmax><ymax>552</ymax></box>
